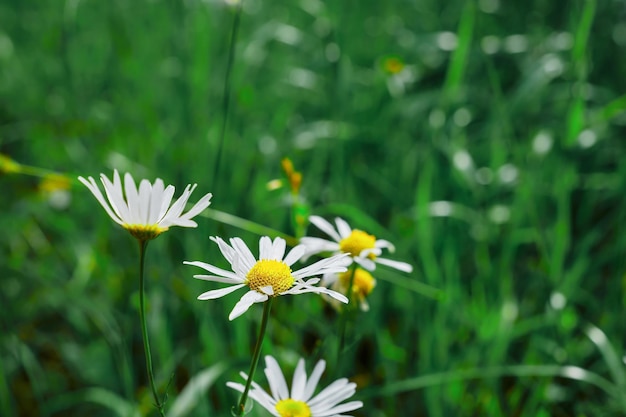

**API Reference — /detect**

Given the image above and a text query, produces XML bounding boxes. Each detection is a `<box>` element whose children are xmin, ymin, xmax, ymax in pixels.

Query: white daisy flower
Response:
<box><xmin>300</xmin><ymin>215</ymin><xmax>413</xmax><ymax>273</ymax></box>
<box><xmin>184</xmin><ymin>236</ymin><xmax>350</xmax><ymax>320</ymax></box>
<box><xmin>227</xmin><ymin>355</ymin><xmax>363</xmax><ymax>417</ymax></box>
<box><xmin>78</xmin><ymin>169</ymin><xmax>212</xmax><ymax>241</ymax></box>
<box><xmin>323</xmin><ymin>267</ymin><xmax>376</xmax><ymax>312</ymax></box>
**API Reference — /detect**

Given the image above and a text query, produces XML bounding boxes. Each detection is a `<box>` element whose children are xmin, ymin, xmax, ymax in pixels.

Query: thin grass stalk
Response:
<box><xmin>212</xmin><ymin>1</ymin><xmax>243</xmax><ymax>192</ymax></box>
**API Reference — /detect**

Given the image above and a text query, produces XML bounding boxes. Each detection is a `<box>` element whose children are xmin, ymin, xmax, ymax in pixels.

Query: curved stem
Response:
<box><xmin>235</xmin><ymin>298</ymin><xmax>273</xmax><ymax>416</ymax></box>
<box><xmin>138</xmin><ymin>239</ymin><xmax>166</xmax><ymax>417</ymax></box>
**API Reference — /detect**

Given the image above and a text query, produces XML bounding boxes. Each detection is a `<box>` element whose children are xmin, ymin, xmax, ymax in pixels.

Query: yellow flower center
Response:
<box><xmin>246</xmin><ymin>260</ymin><xmax>294</xmax><ymax>296</ymax></box>
<box><xmin>339</xmin><ymin>229</ymin><xmax>377</xmax><ymax>258</ymax></box>
<box><xmin>124</xmin><ymin>224</ymin><xmax>168</xmax><ymax>241</ymax></box>
<box><xmin>340</xmin><ymin>268</ymin><xmax>376</xmax><ymax>298</ymax></box>
<box><xmin>275</xmin><ymin>399</ymin><xmax>311</xmax><ymax>417</ymax></box>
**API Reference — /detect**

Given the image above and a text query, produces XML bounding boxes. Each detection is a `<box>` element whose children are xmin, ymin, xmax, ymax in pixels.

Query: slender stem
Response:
<box><xmin>235</xmin><ymin>298</ymin><xmax>273</xmax><ymax>416</ymax></box>
<box><xmin>212</xmin><ymin>1</ymin><xmax>243</xmax><ymax>192</ymax></box>
<box><xmin>138</xmin><ymin>239</ymin><xmax>166</xmax><ymax>417</ymax></box>
<box><xmin>336</xmin><ymin>263</ymin><xmax>358</xmax><ymax>365</ymax></box>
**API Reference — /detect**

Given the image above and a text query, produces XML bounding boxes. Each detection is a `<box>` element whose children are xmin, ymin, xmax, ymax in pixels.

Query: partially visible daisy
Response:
<box><xmin>300</xmin><ymin>215</ymin><xmax>413</xmax><ymax>273</ymax></box>
<box><xmin>323</xmin><ymin>267</ymin><xmax>376</xmax><ymax>312</ymax></box>
<box><xmin>227</xmin><ymin>355</ymin><xmax>363</xmax><ymax>417</ymax></box>
<box><xmin>184</xmin><ymin>236</ymin><xmax>350</xmax><ymax>320</ymax></box>
<box><xmin>78</xmin><ymin>169</ymin><xmax>212</xmax><ymax>241</ymax></box>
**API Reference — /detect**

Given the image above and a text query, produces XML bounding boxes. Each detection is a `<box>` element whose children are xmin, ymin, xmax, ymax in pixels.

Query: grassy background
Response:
<box><xmin>2</xmin><ymin>0</ymin><xmax>626</xmax><ymax>415</ymax></box>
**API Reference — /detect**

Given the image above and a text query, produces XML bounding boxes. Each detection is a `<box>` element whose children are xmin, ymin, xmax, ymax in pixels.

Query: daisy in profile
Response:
<box><xmin>184</xmin><ymin>236</ymin><xmax>350</xmax><ymax>320</ymax></box>
<box><xmin>323</xmin><ymin>267</ymin><xmax>376</xmax><ymax>312</ymax></box>
<box><xmin>227</xmin><ymin>355</ymin><xmax>363</xmax><ymax>417</ymax></box>
<box><xmin>78</xmin><ymin>169</ymin><xmax>212</xmax><ymax>241</ymax></box>
<box><xmin>78</xmin><ymin>169</ymin><xmax>211</xmax><ymax>416</ymax></box>
<box><xmin>300</xmin><ymin>215</ymin><xmax>413</xmax><ymax>273</ymax></box>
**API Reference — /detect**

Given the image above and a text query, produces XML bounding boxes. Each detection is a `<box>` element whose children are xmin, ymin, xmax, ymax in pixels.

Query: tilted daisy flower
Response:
<box><xmin>300</xmin><ymin>215</ymin><xmax>413</xmax><ymax>273</ymax></box>
<box><xmin>78</xmin><ymin>169</ymin><xmax>212</xmax><ymax>241</ymax></box>
<box><xmin>184</xmin><ymin>236</ymin><xmax>350</xmax><ymax>320</ymax></box>
<box><xmin>322</xmin><ymin>267</ymin><xmax>376</xmax><ymax>312</ymax></box>
<box><xmin>227</xmin><ymin>355</ymin><xmax>363</xmax><ymax>417</ymax></box>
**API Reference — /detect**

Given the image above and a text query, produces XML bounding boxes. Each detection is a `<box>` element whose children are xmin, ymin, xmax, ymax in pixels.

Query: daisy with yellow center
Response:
<box><xmin>184</xmin><ymin>236</ymin><xmax>350</xmax><ymax>320</ymax></box>
<box><xmin>78</xmin><ymin>169</ymin><xmax>212</xmax><ymax>241</ymax></box>
<box><xmin>227</xmin><ymin>355</ymin><xmax>363</xmax><ymax>417</ymax></box>
<box><xmin>323</xmin><ymin>268</ymin><xmax>377</xmax><ymax>312</ymax></box>
<box><xmin>300</xmin><ymin>216</ymin><xmax>413</xmax><ymax>273</ymax></box>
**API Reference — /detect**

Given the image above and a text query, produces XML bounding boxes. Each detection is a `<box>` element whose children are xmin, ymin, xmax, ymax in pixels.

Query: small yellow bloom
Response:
<box><xmin>339</xmin><ymin>268</ymin><xmax>376</xmax><ymax>299</ymax></box>
<box><xmin>281</xmin><ymin>157</ymin><xmax>303</xmax><ymax>194</ymax></box>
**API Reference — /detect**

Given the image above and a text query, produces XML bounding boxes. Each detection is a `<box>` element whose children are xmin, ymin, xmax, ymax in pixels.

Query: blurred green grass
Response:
<box><xmin>2</xmin><ymin>0</ymin><xmax>626</xmax><ymax>416</ymax></box>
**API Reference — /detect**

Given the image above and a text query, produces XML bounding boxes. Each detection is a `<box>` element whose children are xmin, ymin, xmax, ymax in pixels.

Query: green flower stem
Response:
<box><xmin>336</xmin><ymin>262</ymin><xmax>358</xmax><ymax>366</ymax></box>
<box><xmin>235</xmin><ymin>298</ymin><xmax>273</xmax><ymax>417</ymax></box>
<box><xmin>138</xmin><ymin>239</ymin><xmax>166</xmax><ymax>417</ymax></box>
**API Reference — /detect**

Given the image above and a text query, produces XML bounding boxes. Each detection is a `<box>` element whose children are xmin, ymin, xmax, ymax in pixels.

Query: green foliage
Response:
<box><xmin>2</xmin><ymin>0</ymin><xmax>626</xmax><ymax>416</ymax></box>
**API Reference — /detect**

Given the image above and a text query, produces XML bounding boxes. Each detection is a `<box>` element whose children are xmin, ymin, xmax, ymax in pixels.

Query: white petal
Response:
<box><xmin>376</xmin><ymin>257</ymin><xmax>413</xmax><ymax>273</ymax></box>
<box><xmin>260</xmin><ymin>285</ymin><xmax>274</xmax><ymax>296</ymax></box>
<box><xmin>229</xmin><ymin>291</ymin><xmax>267</xmax><ymax>320</ymax></box>
<box><xmin>301</xmin><ymin>359</ymin><xmax>326</xmax><ymax>402</ymax></box>
<box><xmin>101</xmin><ymin>171</ymin><xmax>131</xmax><ymax>222</ymax></box>
<box><xmin>147</xmin><ymin>178</ymin><xmax>164</xmax><ymax>224</ymax></box>
<box><xmin>321</xmin><ymin>272</ymin><xmax>338</xmax><ymax>286</ymax></box>
<box><xmin>288</xmin><ymin>285</ymin><xmax>348</xmax><ymax>304</ymax></box>
<box><xmin>354</xmin><ymin>257</ymin><xmax>376</xmax><ymax>271</ymax></box>
<box><xmin>299</xmin><ymin>237</ymin><xmax>340</xmax><ymax>257</ymax></box>
<box><xmin>210</xmin><ymin>236</ymin><xmax>237</xmax><ymax>265</ymax></box>
<box><xmin>225</xmin><ymin>382</ymin><xmax>277</xmax><ymax>415</ymax></box>
<box><xmin>137</xmin><ymin>179</ymin><xmax>152</xmax><ymax>223</ymax></box>
<box><xmin>225</xmin><ymin>381</ymin><xmax>244</xmax><ymax>393</ymax></box>
<box><xmin>359</xmin><ymin>248</ymin><xmax>381</xmax><ymax>258</ymax></box>
<box><xmin>183</xmin><ymin>260</ymin><xmax>242</xmax><ymax>281</ymax></box>
<box><xmin>264</xmin><ymin>356</ymin><xmax>289</xmax><ymax>401</ymax></box>
<box><xmin>290</xmin><ymin>358</ymin><xmax>307</xmax><ymax>400</ymax></box>
<box><xmin>178</xmin><ymin>191</ymin><xmax>212</xmax><ymax>223</ymax></box>
<box><xmin>311</xmin><ymin>400</ymin><xmax>363</xmax><ymax>416</ymax></box>
<box><xmin>270</xmin><ymin>237</ymin><xmax>286</xmax><ymax>260</ymax></box>
<box><xmin>308</xmin><ymin>379</ymin><xmax>354</xmax><ymax>408</ymax></box>
<box><xmin>197</xmin><ymin>284</ymin><xmax>245</xmax><ymax>300</ymax></box>
<box><xmin>160</xmin><ymin>184</ymin><xmax>193</xmax><ymax>227</ymax></box>
<box><xmin>230</xmin><ymin>238</ymin><xmax>257</xmax><ymax>273</ymax></box>
<box><xmin>78</xmin><ymin>176</ymin><xmax>124</xmax><ymax>225</ymax></box>
<box><xmin>192</xmin><ymin>275</ymin><xmax>243</xmax><ymax>284</ymax></box>
<box><xmin>123</xmin><ymin>172</ymin><xmax>141</xmax><ymax>224</ymax></box>
<box><xmin>375</xmin><ymin>239</ymin><xmax>396</xmax><ymax>252</ymax></box>
<box><xmin>259</xmin><ymin>236</ymin><xmax>273</xmax><ymax>260</ymax></box>
<box><xmin>283</xmin><ymin>245</ymin><xmax>306</xmax><ymax>266</ymax></box>
<box><xmin>231</xmin><ymin>253</ymin><xmax>249</xmax><ymax>279</ymax></box>
<box><xmin>156</xmin><ymin>185</ymin><xmax>175</xmax><ymax>222</ymax></box>
<box><xmin>292</xmin><ymin>254</ymin><xmax>349</xmax><ymax>279</ymax></box>
<box><xmin>334</xmin><ymin>217</ymin><xmax>353</xmax><ymax>239</ymax></box>
<box><xmin>308</xmin><ymin>216</ymin><xmax>341</xmax><ymax>242</ymax></box>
